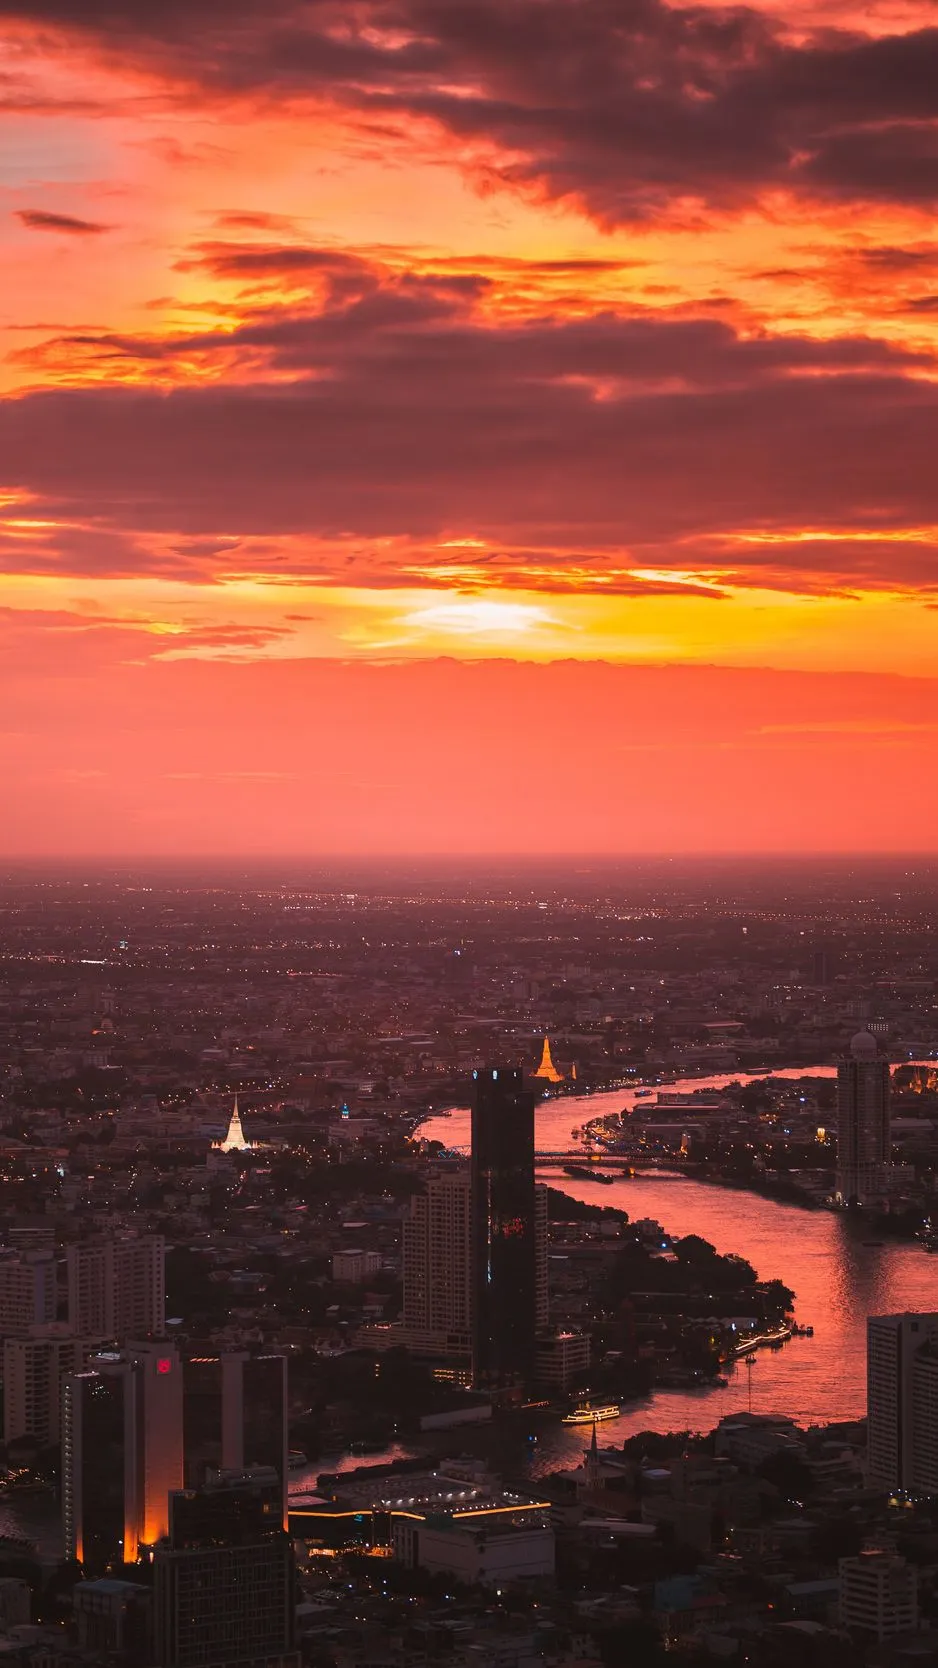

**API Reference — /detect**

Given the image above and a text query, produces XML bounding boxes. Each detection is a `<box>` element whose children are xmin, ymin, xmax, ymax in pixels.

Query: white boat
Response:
<box><xmin>562</xmin><ymin>1402</ymin><xmax>621</xmax><ymax>1425</ymax></box>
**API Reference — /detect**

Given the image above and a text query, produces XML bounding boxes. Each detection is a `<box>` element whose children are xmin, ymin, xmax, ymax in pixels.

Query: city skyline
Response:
<box><xmin>3</xmin><ymin>2</ymin><xmax>938</xmax><ymax>854</ymax></box>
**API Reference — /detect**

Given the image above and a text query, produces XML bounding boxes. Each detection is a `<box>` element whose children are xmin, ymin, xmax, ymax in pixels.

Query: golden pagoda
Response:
<box><xmin>533</xmin><ymin>1037</ymin><xmax>563</xmax><ymax>1083</ymax></box>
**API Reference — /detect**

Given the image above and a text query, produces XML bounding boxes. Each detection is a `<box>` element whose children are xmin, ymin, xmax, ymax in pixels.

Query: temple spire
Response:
<box><xmin>218</xmin><ymin>1095</ymin><xmax>250</xmax><ymax>1153</ymax></box>
<box><xmin>533</xmin><ymin>1037</ymin><xmax>563</xmax><ymax>1083</ymax></box>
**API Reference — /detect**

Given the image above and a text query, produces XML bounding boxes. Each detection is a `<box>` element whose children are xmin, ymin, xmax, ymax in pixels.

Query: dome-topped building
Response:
<box><xmin>836</xmin><ymin>1035</ymin><xmax>891</xmax><ymax>1206</ymax></box>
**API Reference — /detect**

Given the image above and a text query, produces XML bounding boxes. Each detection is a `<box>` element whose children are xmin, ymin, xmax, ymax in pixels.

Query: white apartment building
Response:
<box><xmin>840</xmin><ymin>1551</ymin><xmax>918</xmax><ymax>1640</ymax></box>
<box><xmin>0</xmin><ymin>1251</ymin><xmax>57</xmax><ymax>1338</ymax></box>
<box><xmin>67</xmin><ymin>1236</ymin><xmax>165</xmax><ymax>1340</ymax></box>
<box><xmin>331</xmin><ymin>1249</ymin><xmax>382</xmax><ymax>1284</ymax></box>
<box><xmin>3</xmin><ymin>1327</ymin><xmax>89</xmax><ymax>1446</ymax></box>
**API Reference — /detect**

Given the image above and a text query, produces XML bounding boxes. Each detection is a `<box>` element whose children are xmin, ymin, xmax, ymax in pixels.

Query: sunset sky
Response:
<box><xmin>3</xmin><ymin>0</ymin><xmax>938</xmax><ymax>855</ymax></box>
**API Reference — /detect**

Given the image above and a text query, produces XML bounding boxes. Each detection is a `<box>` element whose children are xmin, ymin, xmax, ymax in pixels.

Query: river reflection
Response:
<box><xmin>417</xmin><ymin>1072</ymin><xmax>938</xmax><ymax>1469</ymax></box>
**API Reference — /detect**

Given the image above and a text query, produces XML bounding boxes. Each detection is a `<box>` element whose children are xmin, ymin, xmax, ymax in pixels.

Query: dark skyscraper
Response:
<box><xmin>470</xmin><ymin>1066</ymin><xmax>538</xmax><ymax>1391</ymax></box>
<box><xmin>62</xmin><ymin>1368</ymin><xmax>129</xmax><ymax>1575</ymax></box>
<box><xmin>836</xmin><ymin>1031</ymin><xmax>892</xmax><ymax>1205</ymax></box>
<box><xmin>153</xmin><ymin>1471</ymin><xmax>297</xmax><ymax>1668</ymax></box>
<box><xmin>182</xmin><ymin>1352</ymin><xmax>288</xmax><ymax>1526</ymax></box>
<box><xmin>63</xmin><ymin>1343</ymin><xmax>184</xmax><ymax>1571</ymax></box>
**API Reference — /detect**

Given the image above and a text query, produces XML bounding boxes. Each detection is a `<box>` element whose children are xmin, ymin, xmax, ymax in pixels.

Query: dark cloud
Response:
<box><xmin>6</xmin><ymin>0</ymin><xmax>938</xmax><ymax>217</ymax></box>
<box><xmin>16</xmin><ymin>208</ymin><xmax>110</xmax><ymax>234</ymax></box>
<box><xmin>854</xmin><ymin>245</ymin><xmax>938</xmax><ymax>272</ymax></box>
<box><xmin>176</xmin><ymin>242</ymin><xmax>370</xmax><ymax>281</ymax></box>
<box><xmin>29</xmin><ymin>249</ymin><xmax>926</xmax><ymax>387</ymax></box>
<box><xmin>2</xmin><ymin>255</ymin><xmax>938</xmax><ymax>593</ymax></box>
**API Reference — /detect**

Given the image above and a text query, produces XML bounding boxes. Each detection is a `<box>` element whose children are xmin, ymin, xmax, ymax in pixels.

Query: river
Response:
<box><xmin>410</xmin><ymin>1069</ymin><xmax>938</xmax><ymax>1471</ymax></box>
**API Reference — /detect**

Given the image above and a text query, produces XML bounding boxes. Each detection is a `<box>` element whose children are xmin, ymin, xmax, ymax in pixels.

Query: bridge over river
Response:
<box><xmin>535</xmin><ymin>1152</ymin><xmax>686</xmax><ymax>1171</ymax></box>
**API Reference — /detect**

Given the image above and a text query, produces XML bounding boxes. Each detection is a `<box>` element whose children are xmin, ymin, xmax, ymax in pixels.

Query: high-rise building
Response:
<box><xmin>402</xmin><ymin>1167</ymin><xmax>548</xmax><ymax>1370</ymax></box>
<box><xmin>402</xmin><ymin>1171</ymin><xmax>472</xmax><ymax>1360</ymax></box>
<box><xmin>63</xmin><ymin>1363</ymin><xmax>132</xmax><ymax>1574</ymax></box>
<box><xmin>812</xmin><ymin>946</ymin><xmax>837</xmax><ymax>986</ymax></box>
<box><xmin>835</xmin><ymin>1032</ymin><xmax>891</xmax><ymax>1205</ymax></box>
<box><xmin>3</xmin><ymin>1326</ymin><xmax>89</xmax><ymax>1447</ymax></box>
<box><xmin>183</xmin><ymin>1353</ymin><xmax>288</xmax><ymax>1526</ymax></box>
<box><xmin>911</xmin><ymin>1340</ymin><xmax>938</xmax><ymax>1496</ymax></box>
<box><xmin>0</xmin><ymin>1250</ymin><xmax>56</xmax><ymax>1338</ymax></box>
<box><xmin>67</xmin><ymin>1236</ymin><xmax>165</xmax><ymax>1341</ymax></box>
<box><xmin>470</xmin><ymin>1066</ymin><xmax>539</xmax><ymax>1390</ymax></box>
<box><xmin>153</xmin><ymin>1471</ymin><xmax>298</xmax><ymax>1668</ymax></box>
<box><xmin>63</xmin><ymin>1340</ymin><xmax>184</xmax><ymax>1570</ymax></box>
<box><xmin>867</xmin><ymin>1312</ymin><xmax>938</xmax><ymax>1492</ymax></box>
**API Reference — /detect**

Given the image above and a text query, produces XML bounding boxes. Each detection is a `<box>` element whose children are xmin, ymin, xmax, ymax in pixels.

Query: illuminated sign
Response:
<box><xmin>156</xmin><ymin>1358</ymin><xmax>173</xmax><ymax>1375</ymax></box>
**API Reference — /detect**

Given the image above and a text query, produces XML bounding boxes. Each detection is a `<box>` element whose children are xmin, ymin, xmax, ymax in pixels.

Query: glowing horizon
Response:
<box><xmin>2</xmin><ymin>0</ymin><xmax>938</xmax><ymax>853</ymax></box>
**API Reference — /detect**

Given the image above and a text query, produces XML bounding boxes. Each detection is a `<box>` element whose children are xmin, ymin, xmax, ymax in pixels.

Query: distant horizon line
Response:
<box><xmin>2</xmin><ymin>851</ymin><xmax>938</xmax><ymax>870</ymax></box>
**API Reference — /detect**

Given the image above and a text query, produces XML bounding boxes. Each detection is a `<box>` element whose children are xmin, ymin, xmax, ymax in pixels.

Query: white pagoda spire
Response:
<box><xmin>217</xmin><ymin>1095</ymin><xmax>250</xmax><ymax>1153</ymax></box>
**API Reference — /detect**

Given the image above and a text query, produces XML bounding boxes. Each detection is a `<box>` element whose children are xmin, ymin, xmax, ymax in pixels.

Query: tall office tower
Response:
<box><xmin>535</xmin><ymin>1183</ymin><xmax>550</xmax><ymax>1333</ymax></box>
<box><xmin>911</xmin><ymin>1340</ymin><xmax>938</xmax><ymax>1496</ymax></box>
<box><xmin>63</xmin><ymin>1340</ymin><xmax>184</xmax><ymax>1571</ymax></box>
<box><xmin>867</xmin><ymin>1313</ymin><xmax>938</xmax><ymax>1492</ymax></box>
<box><xmin>835</xmin><ymin>1031</ymin><xmax>892</xmax><ymax>1205</ymax></box>
<box><xmin>153</xmin><ymin>1472</ymin><xmax>298</xmax><ymax>1668</ymax></box>
<box><xmin>402</xmin><ymin>1171</ymin><xmax>472</xmax><ymax>1360</ymax></box>
<box><xmin>470</xmin><ymin>1066</ymin><xmax>539</xmax><ymax>1391</ymax></box>
<box><xmin>62</xmin><ymin>1362</ymin><xmax>132</xmax><ymax>1574</ymax></box>
<box><xmin>3</xmin><ymin>1327</ymin><xmax>88</xmax><ymax>1446</ymax></box>
<box><xmin>0</xmin><ymin>1250</ymin><xmax>56</xmax><ymax>1337</ymax></box>
<box><xmin>67</xmin><ymin>1235</ymin><xmax>165</xmax><ymax>1340</ymax></box>
<box><xmin>182</xmin><ymin>1353</ymin><xmax>288</xmax><ymax>1526</ymax></box>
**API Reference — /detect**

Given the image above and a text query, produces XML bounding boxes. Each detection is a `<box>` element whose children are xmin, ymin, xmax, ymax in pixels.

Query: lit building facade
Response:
<box><xmin>64</xmin><ymin>1342</ymin><xmax>184</xmax><ymax>1570</ymax></box>
<box><xmin>532</xmin><ymin>1038</ymin><xmax>563</xmax><ymax>1084</ymax></box>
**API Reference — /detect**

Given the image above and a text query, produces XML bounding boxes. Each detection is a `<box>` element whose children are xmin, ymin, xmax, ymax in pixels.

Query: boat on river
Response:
<box><xmin>562</xmin><ymin>1401</ymin><xmax>621</xmax><ymax>1425</ymax></box>
<box><xmin>730</xmin><ymin>1323</ymin><xmax>792</xmax><ymax>1359</ymax></box>
<box><xmin>563</xmin><ymin>1163</ymin><xmax>614</xmax><ymax>1184</ymax></box>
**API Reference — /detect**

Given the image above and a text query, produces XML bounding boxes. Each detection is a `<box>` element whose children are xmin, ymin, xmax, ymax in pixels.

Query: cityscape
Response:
<box><xmin>0</xmin><ymin>864</ymin><xmax>931</xmax><ymax>1662</ymax></box>
<box><xmin>5</xmin><ymin>0</ymin><xmax>938</xmax><ymax>1661</ymax></box>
